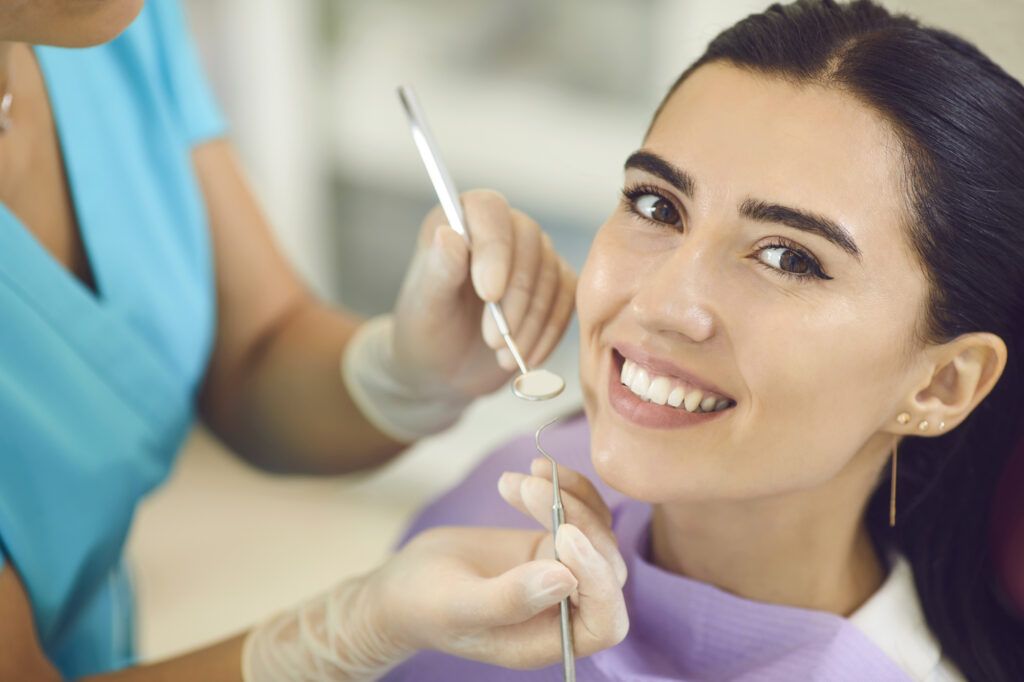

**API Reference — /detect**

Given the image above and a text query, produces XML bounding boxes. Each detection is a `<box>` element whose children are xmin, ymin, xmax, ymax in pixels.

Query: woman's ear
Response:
<box><xmin>902</xmin><ymin>332</ymin><xmax>1007</xmax><ymax>434</ymax></box>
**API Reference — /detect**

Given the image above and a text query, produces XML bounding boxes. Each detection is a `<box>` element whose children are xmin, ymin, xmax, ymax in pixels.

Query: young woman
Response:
<box><xmin>379</xmin><ymin>1</ymin><xmax>1024</xmax><ymax>680</ymax></box>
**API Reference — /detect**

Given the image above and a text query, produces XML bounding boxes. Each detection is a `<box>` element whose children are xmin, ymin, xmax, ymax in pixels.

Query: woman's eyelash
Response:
<box><xmin>621</xmin><ymin>183</ymin><xmax>668</xmax><ymax>202</ymax></box>
<box><xmin>621</xmin><ymin>183</ymin><xmax>682</xmax><ymax>225</ymax></box>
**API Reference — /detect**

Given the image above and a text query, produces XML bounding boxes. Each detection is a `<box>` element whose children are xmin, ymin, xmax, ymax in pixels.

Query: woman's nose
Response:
<box><xmin>628</xmin><ymin>240</ymin><xmax>717</xmax><ymax>343</ymax></box>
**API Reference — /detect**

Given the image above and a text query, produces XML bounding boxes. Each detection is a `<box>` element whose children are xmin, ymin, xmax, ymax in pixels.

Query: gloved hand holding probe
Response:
<box><xmin>243</xmin><ymin>461</ymin><xmax>629</xmax><ymax>681</ymax></box>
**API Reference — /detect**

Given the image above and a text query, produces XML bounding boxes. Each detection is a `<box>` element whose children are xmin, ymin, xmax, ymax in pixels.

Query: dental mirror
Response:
<box><xmin>398</xmin><ymin>85</ymin><xmax>565</xmax><ymax>402</ymax></box>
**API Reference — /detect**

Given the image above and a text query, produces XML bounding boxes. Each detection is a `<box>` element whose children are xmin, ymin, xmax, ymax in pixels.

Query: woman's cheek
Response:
<box><xmin>577</xmin><ymin>229</ymin><xmax>635</xmax><ymax>331</ymax></box>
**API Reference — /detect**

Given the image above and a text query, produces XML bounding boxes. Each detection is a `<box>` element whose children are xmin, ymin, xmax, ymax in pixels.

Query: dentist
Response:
<box><xmin>0</xmin><ymin>0</ymin><xmax>626</xmax><ymax>680</ymax></box>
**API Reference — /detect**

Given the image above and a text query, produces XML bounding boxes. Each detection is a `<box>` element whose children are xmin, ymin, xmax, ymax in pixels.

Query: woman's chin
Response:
<box><xmin>34</xmin><ymin>0</ymin><xmax>145</xmax><ymax>48</ymax></box>
<box><xmin>590</xmin><ymin>439</ymin><xmax>696</xmax><ymax>504</ymax></box>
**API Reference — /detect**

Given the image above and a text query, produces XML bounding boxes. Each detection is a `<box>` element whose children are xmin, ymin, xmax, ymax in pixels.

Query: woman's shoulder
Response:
<box><xmin>848</xmin><ymin>557</ymin><xmax>966</xmax><ymax>681</ymax></box>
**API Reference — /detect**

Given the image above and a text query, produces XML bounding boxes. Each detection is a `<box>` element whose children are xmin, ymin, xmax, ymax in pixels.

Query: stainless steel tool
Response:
<box><xmin>536</xmin><ymin>418</ymin><xmax>576</xmax><ymax>682</ymax></box>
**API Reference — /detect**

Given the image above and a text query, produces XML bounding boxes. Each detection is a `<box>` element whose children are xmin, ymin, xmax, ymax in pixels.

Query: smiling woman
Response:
<box><xmin>382</xmin><ymin>1</ymin><xmax>1024</xmax><ymax>680</ymax></box>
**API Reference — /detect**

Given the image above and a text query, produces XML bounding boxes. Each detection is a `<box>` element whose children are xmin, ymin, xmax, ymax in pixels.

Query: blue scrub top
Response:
<box><xmin>0</xmin><ymin>1</ymin><xmax>225</xmax><ymax>677</ymax></box>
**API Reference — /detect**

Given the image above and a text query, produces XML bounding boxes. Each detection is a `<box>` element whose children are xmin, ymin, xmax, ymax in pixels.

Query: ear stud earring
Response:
<box><xmin>896</xmin><ymin>412</ymin><xmax>911</xmax><ymax>425</ymax></box>
<box><xmin>918</xmin><ymin>420</ymin><xmax>930</xmax><ymax>432</ymax></box>
<box><xmin>939</xmin><ymin>421</ymin><xmax>946</xmax><ymax>431</ymax></box>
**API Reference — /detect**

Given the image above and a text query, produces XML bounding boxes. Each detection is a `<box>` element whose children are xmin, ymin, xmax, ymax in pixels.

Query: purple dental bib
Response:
<box><xmin>383</xmin><ymin>415</ymin><xmax>915</xmax><ymax>681</ymax></box>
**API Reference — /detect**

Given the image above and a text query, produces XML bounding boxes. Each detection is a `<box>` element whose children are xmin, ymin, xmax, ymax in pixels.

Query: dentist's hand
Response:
<box><xmin>371</xmin><ymin>460</ymin><xmax>628</xmax><ymax>668</ymax></box>
<box><xmin>394</xmin><ymin>190</ymin><xmax>576</xmax><ymax>396</ymax></box>
<box><xmin>342</xmin><ymin>190</ymin><xmax>577</xmax><ymax>442</ymax></box>
<box><xmin>243</xmin><ymin>460</ymin><xmax>628</xmax><ymax>681</ymax></box>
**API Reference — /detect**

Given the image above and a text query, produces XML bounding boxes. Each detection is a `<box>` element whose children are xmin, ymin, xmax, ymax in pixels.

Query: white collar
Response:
<box><xmin>848</xmin><ymin>556</ymin><xmax>961</xmax><ymax>681</ymax></box>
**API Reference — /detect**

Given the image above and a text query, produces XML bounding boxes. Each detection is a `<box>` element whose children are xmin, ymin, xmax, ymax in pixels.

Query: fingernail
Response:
<box><xmin>558</xmin><ymin>525</ymin><xmax>597</xmax><ymax>565</ymax></box>
<box><xmin>427</xmin><ymin>225</ymin><xmax>456</xmax><ymax>275</ymax></box>
<box><xmin>472</xmin><ymin>262</ymin><xmax>503</xmax><ymax>302</ymax></box>
<box><xmin>497</xmin><ymin>472</ymin><xmax>523</xmax><ymax>499</ymax></box>
<box><xmin>520</xmin><ymin>475</ymin><xmax>549</xmax><ymax>507</ymax></box>
<box><xmin>431</xmin><ymin>223</ymin><xmax>446</xmax><ymax>248</ymax></box>
<box><xmin>611</xmin><ymin>550</ymin><xmax>629</xmax><ymax>585</ymax></box>
<box><xmin>524</xmin><ymin>568</ymin><xmax>576</xmax><ymax>609</ymax></box>
<box><xmin>569</xmin><ymin>527</ymin><xmax>597</xmax><ymax>560</ymax></box>
<box><xmin>496</xmin><ymin>349</ymin><xmax>516</xmax><ymax>371</ymax></box>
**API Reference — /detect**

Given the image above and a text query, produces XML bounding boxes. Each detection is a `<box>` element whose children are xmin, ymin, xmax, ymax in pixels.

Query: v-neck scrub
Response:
<box><xmin>0</xmin><ymin>1</ymin><xmax>225</xmax><ymax>677</ymax></box>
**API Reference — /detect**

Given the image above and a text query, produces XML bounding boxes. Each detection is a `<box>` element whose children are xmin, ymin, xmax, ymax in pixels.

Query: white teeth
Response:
<box><xmin>619</xmin><ymin>357</ymin><xmax>731</xmax><ymax>413</ymax></box>
<box><xmin>629</xmin><ymin>367</ymin><xmax>650</xmax><ymax>397</ymax></box>
<box><xmin>647</xmin><ymin>377</ymin><xmax>671</xmax><ymax>405</ymax></box>
<box><xmin>621</xmin><ymin>360</ymin><xmax>637</xmax><ymax>386</ymax></box>
<box><xmin>684</xmin><ymin>389</ymin><xmax>704</xmax><ymax>413</ymax></box>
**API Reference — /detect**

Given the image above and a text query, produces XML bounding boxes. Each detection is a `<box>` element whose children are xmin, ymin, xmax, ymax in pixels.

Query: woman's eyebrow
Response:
<box><xmin>624</xmin><ymin>150</ymin><xmax>695</xmax><ymax>198</ymax></box>
<box><xmin>740</xmin><ymin>199</ymin><xmax>861</xmax><ymax>260</ymax></box>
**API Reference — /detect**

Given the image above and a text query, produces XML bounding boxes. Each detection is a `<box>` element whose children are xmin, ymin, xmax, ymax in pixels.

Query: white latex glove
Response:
<box><xmin>342</xmin><ymin>190</ymin><xmax>577</xmax><ymax>442</ymax></box>
<box><xmin>242</xmin><ymin>461</ymin><xmax>628</xmax><ymax>680</ymax></box>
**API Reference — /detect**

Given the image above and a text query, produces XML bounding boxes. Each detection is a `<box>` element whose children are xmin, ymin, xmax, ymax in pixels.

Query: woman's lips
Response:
<box><xmin>606</xmin><ymin>350</ymin><xmax>733</xmax><ymax>429</ymax></box>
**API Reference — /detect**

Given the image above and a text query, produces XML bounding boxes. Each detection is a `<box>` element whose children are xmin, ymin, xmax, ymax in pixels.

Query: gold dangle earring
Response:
<box><xmin>891</xmin><ymin>412</ymin><xmax>910</xmax><ymax>527</ymax></box>
<box><xmin>889</xmin><ymin>434</ymin><xmax>899</xmax><ymax>527</ymax></box>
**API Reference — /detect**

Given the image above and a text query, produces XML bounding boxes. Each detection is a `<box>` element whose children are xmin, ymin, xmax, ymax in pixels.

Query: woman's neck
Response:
<box><xmin>649</xmin><ymin>438</ymin><xmax>891</xmax><ymax>616</ymax></box>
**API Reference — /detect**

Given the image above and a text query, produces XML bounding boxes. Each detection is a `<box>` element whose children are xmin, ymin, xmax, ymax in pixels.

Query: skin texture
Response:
<box><xmin>576</xmin><ymin>62</ymin><xmax>1006</xmax><ymax>615</ymax></box>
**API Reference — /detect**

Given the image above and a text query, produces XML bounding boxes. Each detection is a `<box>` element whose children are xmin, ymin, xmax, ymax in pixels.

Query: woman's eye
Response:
<box><xmin>756</xmin><ymin>245</ymin><xmax>830</xmax><ymax>280</ymax></box>
<box><xmin>759</xmin><ymin>246</ymin><xmax>809</xmax><ymax>274</ymax></box>
<box><xmin>634</xmin><ymin>194</ymin><xmax>681</xmax><ymax>225</ymax></box>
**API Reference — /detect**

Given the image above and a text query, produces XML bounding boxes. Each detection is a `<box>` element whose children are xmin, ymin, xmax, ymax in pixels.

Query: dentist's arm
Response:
<box><xmin>193</xmin><ymin>139</ymin><xmax>576</xmax><ymax>473</ymax></box>
<box><xmin>0</xmin><ymin>463</ymin><xmax>626</xmax><ymax>681</ymax></box>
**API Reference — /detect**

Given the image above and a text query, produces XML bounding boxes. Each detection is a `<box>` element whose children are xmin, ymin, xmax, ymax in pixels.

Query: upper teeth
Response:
<box><xmin>620</xmin><ymin>358</ymin><xmax>732</xmax><ymax>413</ymax></box>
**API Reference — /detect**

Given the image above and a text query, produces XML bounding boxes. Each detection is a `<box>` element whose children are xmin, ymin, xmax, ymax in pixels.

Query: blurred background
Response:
<box><xmin>127</xmin><ymin>0</ymin><xmax>1024</xmax><ymax>661</ymax></box>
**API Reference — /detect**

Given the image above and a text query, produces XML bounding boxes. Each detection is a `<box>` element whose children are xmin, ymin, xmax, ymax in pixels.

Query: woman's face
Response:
<box><xmin>577</xmin><ymin>63</ymin><xmax>932</xmax><ymax>503</ymax></box>
<box><xmin>0</xmin><ymin>0</ymin><xmax>144</xmax><ymax>47</ymax></box>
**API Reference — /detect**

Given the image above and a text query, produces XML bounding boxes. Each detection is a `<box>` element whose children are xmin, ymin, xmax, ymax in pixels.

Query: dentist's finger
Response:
<box><xmin>524</xmin><ymin>259</ymin><xmax>576</xmax><ymax>369</ymax></box>
<box><xmin>480</xmin><ymin>212</ymin><xmax>544</xmax><ymax>358</ymax></box>
<box><xmin>462</xmin><ymin>190</ymin><xmax>514</xmax><ymax>303</ymax></box>
<box><xmin>498</xmin><ymin>473</ymin><xmax>626</xmax><ymax>586</ymax></box>
<box><xmin>496</xmin><ymin>210</ymin><xmax>544</xmax><ymax>337</ymax></box>
<box><xmin>555</xmin><ymin>524</ymin><xmax>630</xmax><ymax>654</ymax></box>
<box><xmin>502</xmin><ymin>230</ymin><xmax>560</xmax><ymax>361</ymax></box>
<box><xmin>448</xmin><ymin>559</ymin><xmax>577</xmax><ymax>631</ymax></box>
<box><xmin>420</xmin><ymin>221</ymin><xmax>472</xmax><ymax>305</ymax></box>
<box><xmin>529</xmin><ymin>458</ymin><xmax>614</xmax><ymax>527</ymax></box>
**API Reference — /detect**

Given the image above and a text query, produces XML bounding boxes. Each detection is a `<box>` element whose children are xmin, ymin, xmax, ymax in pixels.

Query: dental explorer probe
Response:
<box><xmin>397</xmin><ymin>85</ymin><xmax>565</xmax><ymax>402</ymax></box>
<box><xmin>536</xmin><ymin>419</ymin><xmax>576</xmax><ymax>682</ymax></box>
